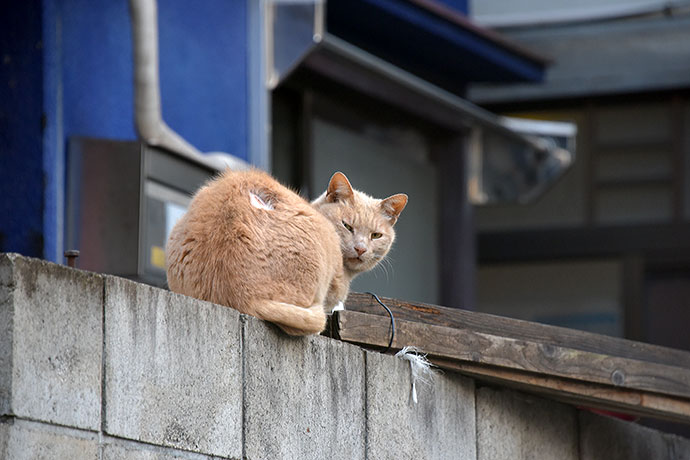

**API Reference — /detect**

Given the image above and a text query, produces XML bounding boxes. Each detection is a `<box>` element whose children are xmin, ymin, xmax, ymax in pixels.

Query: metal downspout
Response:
<box><xmin>129</xmin><ymin>0</ymin><xmax>248</xmax><ymax>171</ymax></box>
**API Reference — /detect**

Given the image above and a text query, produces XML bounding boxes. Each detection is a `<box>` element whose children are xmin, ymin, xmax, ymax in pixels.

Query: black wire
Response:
<box><xmin>366</xmin><ymin>291</ymin><xmax>395</xmax><ymax>353</ymax></box>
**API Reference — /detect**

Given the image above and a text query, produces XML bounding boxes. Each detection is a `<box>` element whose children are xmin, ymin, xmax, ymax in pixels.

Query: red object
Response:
<box><xmin>580</xmin><ymin>407</ymin><xmax>639</xmax><ymax>422</ymax></box>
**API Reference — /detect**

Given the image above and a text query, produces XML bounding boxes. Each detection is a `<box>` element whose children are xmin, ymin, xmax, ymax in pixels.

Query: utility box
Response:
<box><xmin>66</xmin><ymin>138</ymin><xmax>216</xmax><ymax>286</ymax></box>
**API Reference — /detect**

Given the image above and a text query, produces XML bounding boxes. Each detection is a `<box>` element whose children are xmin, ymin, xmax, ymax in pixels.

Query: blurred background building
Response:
<box><xmin>2</xmin><ymin>0</ymin><xmax>688</xmax><ymax>357</ymax></box>
<box><xmin>467</xmin><ymin>0</ymin><xmax>690</xmax><ymax>354</ymax></box>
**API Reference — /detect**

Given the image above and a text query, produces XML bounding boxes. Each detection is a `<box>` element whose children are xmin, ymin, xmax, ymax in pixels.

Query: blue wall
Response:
<box><xmin>1</xmin><ymin>0</ymin><xmax>249</xmax><ymax>262</ymax></box>
<box><xmin>158</xmin><ymin>1</ymin><xmax>247</xmax><ymax>154</ymax></box>
<box><xmin>0</xmin><ymin>0</ymin><xmax>44</xmax><ymax>257</ymax></box>
<box><xmin>55</xmin><ymin>0</ymin><xmax>248</xmax><ymax>153</ymax></box>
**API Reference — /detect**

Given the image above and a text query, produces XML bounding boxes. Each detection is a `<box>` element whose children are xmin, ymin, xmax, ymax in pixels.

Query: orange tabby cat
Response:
<box><xmin>166</xmin><ymin>169</ymin><xmax>407</xmax><ymax>335</ymax></box>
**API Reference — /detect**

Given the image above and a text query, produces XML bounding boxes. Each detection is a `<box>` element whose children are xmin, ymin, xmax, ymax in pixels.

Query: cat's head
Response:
<box><xmin>312</xmin><ymin>172</ymin><xmax>407</xmax><ymax>276</ymax></box>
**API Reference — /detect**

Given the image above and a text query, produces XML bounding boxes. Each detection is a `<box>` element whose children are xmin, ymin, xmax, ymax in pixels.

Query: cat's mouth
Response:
<box><xmin>347</xmin><ymin>256</ymin><xmax>368</xmax><ymax>267</ymax></box>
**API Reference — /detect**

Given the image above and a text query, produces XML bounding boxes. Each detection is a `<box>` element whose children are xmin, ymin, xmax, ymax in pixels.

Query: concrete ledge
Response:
<box><xmin>243</xmin><ymin>318</ymin><xmax>366</xmax><ymax>460</ymax></box>
<box><xmin>0</xmin><ymin>253</ymin><xmax>103</xmax><ymax>431</ymax></box>
<box><xmin>104</xmin><ymin>276</ymin><xmax>242</xmax><ymax>458</ymax></box>
<box><xmin>0</xmin><ymin>418</ymin><xmax>99</xmax><ymax>459</ymax></box>
<box><xmin>476</xmin><ymin>387</ymin><xmax>578</xmax><ymax>460</ymax></box>
<box><xmin>366</xmin><ymin>351</ymin><xmax>476</xmax><ymax>460</ymax></box>
<box><xmin>1</xmin><ymin>253</ymin><xmax>688</xmax><ymax>460</ymax></box>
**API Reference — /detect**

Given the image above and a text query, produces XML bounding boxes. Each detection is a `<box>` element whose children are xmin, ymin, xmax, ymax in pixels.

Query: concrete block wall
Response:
<box><xmin>1</xmin><ymin>253</ymin><xmax>688</xmax><ymax>459</ymax></box>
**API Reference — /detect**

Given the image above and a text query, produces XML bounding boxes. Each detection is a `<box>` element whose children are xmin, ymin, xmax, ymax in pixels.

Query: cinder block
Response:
<box><xmin>243</xmin><ymin>318</ymin><xmax>366</xmax><ymax>460</ymax></box>
<box><xmin>0</xmin><ymin>418</ymin><xmax>99</xmax><ymax>459</ymax></box>
<box><xmin>101</xmin><ymin>438</ymin><xmax>215</xmax><ymax>459</ymax></box>
<box><xmin>104</xmin><ymin>276</ymin><xmax>242</xmax><ymax>458</ymax></box>
<box><xmin>579</xmin><ymin>411</ymin><xmax>672</xmax><ymax>459</ymax></box>
<box><xmin>366</xmin><ymin>351</ymin><xmax>476</xmax><ymax>460</ymax></box>
<box><xmin>476</xmin><ymin>387</ymin><xmax>578</xmax><ymax>460</ymax></box>
<box><xmin>0</xmin><ymin>253</ymin><xmax>103</xmax><ymax>431</ymax></box>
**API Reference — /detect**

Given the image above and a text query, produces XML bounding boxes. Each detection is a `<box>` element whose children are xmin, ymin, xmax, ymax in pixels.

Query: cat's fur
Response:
<box><xmin>166</xmin><ymin>169</ymin><xmax>407</xmax><ymax>335</ymax></box>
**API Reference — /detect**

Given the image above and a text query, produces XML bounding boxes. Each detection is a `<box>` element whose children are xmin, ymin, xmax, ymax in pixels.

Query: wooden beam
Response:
<box><xmin>344</xmin><ymin>293</ymin><xmax>690</xmax><ymax>369</ymax></box>
<box><xmin>436</xmin><ymin>359</ymin><xmax>690</xmax><ymax>425</ymax></box>
<box><xmin>329</xmin><ymin>303</ymin><xmax>690</xmax><ymax>424</ymax></box>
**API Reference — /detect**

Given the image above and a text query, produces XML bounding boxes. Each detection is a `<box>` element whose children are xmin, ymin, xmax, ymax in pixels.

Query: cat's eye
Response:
<box><xmin>371</xmin><ymin>232</ymin><xmax>383</xmax><ymax>239</ymax></box>
<box><xmin>342</xmin><ymin>221</ymin><xmax>354</xmax><ymax>233</ymax></box>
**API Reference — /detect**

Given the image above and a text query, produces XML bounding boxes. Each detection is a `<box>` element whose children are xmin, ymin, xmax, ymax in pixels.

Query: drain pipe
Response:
<box><xmin>129</xmin><ymin>0</ymin><xmax>247</xmax><ymax>171</ymax></box>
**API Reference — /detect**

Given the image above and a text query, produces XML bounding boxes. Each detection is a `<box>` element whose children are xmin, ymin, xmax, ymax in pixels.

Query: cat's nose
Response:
<box><xmin>355</xmin><ymin>246</ymin><xmax>367</xmax><ymax>256</ymax></box>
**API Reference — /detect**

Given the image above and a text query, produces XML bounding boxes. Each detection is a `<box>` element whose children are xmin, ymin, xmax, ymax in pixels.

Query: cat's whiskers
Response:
<box><xmin>383</xmin><ymin>256</ymin><xmax>395</xmax><ymax>279</ymax></box>
<box><xmin>371</xmin><ymin>255</ymin><xmax>394</xmax><ymax>281</ymax></box>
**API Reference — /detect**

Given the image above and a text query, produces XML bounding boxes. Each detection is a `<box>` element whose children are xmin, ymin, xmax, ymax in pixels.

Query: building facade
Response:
<box><xmin>2</xmin><ymin>0</ymin><xmax>554</xmax><ymax>307</ymax></box>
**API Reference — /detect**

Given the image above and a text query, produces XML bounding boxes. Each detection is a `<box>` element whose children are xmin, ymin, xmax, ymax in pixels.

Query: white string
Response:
<box><xmin>395</xmin><ymin>346</ymin><xmax>435</xmax><ymax>404</ymax></box>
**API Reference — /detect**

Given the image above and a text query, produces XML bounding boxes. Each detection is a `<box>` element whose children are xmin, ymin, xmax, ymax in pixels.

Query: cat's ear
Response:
<box><xmin>326</xmin><ymin>172</ymin><xmax>355</xmax><ymax>203</ymax></box>
<box><xmin>380</xmin><ymin>194</ymin><xmax>408</xmax><ymax>224</ymax></box>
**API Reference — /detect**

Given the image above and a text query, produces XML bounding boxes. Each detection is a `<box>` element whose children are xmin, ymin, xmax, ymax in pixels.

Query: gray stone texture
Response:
<box><xmin>3</xmin><ymin>254</ymin><xmax>690</xmax><ymax>460</ymax></box>
<box><xmin>579</xmin><ymin>411</ymin><xmax>675</xmax><ymax>459</ymax></box>
<box><xmin>103</xmin><ymin>276</ymin><xmax>242</xmax><ymax>458</ymax></box>
<box><xmin>0</xmin><ymin>253</ymin><xmax>103</xmax><ymax>431</ymax></box>
<box><xmin>0</xmin><ymin>418</ymin><xmax>99</xmax><ymax>460</ymax></box>
<box><xmin>243</xmin><ymin>317</ymin><xmax>366</xmax><ymax>460</ymax></box>
<box><xmin>366</xmin><ymin>350</ymin><xmax>476</xmax><ymax>460</ymax></box>
<box><xmin>0</xmin><ymin>255</ymin><xmax>13</xmax><ymax>417</ymax></box>
<box><xmin>476</xmin><ymin>387</ymin><xmax>579</xmax><ymax>460</ymax></box>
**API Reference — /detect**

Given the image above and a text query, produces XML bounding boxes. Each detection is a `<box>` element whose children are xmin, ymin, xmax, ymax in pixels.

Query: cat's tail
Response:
<box><xmin>250</xmin><ymin>300</ymin><xmax>327</xmax><ymax>336</ymax></box>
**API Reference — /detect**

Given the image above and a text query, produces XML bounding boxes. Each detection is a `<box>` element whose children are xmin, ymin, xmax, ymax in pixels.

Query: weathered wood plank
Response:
<box><xmin>344</xmin><ymin>292</ymin><xmax>690</xmax><ymax>369</ymax></box>
<box><xmin>332</xmin><ymin>310</ymin><xmax>690</xmax><ymax>402</ymax></box>
<box><xmin>435</xmin><ymin>358</ymin><xmax>690</xmax><ymax>424</ymax></box>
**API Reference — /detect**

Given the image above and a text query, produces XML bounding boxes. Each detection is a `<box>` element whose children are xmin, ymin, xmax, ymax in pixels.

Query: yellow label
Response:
<box><xmin>150</xmin><ymin>245</ymin><xmax>166</xmax><ymax>269</ymax></box>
